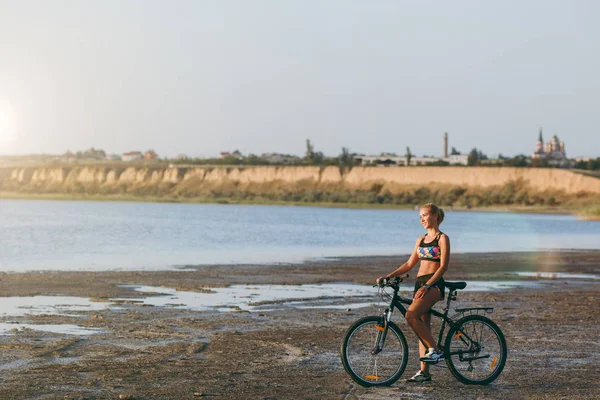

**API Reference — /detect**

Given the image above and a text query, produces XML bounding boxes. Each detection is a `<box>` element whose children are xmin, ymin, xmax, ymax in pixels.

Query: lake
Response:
<box><xmin>0</xmin><ymin>199</ymin><xmax>598</xmax><ymax>272</ymax></box>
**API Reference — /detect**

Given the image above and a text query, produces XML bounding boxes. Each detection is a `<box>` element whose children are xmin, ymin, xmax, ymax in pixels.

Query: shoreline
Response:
<box><xmin>0</xmin><ymin>248</ymin><xmax>598</xmax><ymax>277</ymax></box>
<box><xmin>0</xmin><ymin>191</ymin><xmax>580</xmax><ymax>216</ymax></box>
<box><xmin>0</xmin><ymin>250</ymin><xmax>598</xmax><ymax>399</ymax></box>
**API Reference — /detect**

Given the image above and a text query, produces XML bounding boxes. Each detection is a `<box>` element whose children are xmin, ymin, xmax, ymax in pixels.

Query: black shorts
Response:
<box><xmin>414</xmin><ymin>273</ymin><xmax>445</xmax><ymax>300</ymax></box>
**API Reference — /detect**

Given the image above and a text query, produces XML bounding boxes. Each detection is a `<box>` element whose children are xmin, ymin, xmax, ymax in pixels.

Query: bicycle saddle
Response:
<box><xmin>445</xmin><ymin>281</ymin><xmax>467</xmax><ymax>291</ymax></box>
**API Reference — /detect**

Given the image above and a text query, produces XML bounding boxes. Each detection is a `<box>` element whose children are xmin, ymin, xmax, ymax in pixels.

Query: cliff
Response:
<box><xmin>1</xmin><ymin>165</ymin><xmax>598</xmax><ymax>206</ymax></box>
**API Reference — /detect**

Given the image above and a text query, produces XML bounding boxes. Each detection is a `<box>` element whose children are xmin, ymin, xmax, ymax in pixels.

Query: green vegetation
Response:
<box><xmin>578</xmin><ymin>205</ymin><xmax>600</xmax><ymax>220</ymax></box>
<box><xmin>467</xmin><ymin>148</ymin><xmax>488</xmax><ymax>166</ymax></box>
<box><xmin>2</xmin><ymin>176</ymin><xmax>597</xmax><ymax>217</ymax></box>
<box><xmin>574</xmin><ymin>158</ymin><xmax>600</xmax><ymax>171</ymax></box>
<box><xmin>1</xmin><ymin>160</ymin><xmax>598</xmax><ymax>217</ymax></box>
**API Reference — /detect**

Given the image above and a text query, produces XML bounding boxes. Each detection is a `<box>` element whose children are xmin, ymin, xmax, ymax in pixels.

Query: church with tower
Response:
<box><xmin>532</xmin><ymin>128</ymin><xmax>567</xmax><ymax>165</ymax></box>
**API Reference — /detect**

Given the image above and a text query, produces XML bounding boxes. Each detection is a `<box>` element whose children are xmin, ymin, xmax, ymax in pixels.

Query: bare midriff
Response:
<box><xmin>417</xmin><ymin>259</ymin><xmax>441</xmax><ymax>277</ymax></box>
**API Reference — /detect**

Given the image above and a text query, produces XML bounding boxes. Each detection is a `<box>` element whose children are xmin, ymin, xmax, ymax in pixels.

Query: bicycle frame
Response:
<box><xmin>374</xmin><ymin>281</ymin><xmax>493</xmax><ymax>362</ymax></box>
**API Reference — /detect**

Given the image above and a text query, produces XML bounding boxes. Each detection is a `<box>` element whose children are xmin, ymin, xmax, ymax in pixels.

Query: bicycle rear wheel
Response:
<box><xmin>341</xmin><ymin>316</ymin><xmax>409</xmax><ymax>387</ymax></box>
<box><xmin>444</xmin><ymin>314</ymin><xmax>507</xmax><ymax>385</ymax></box>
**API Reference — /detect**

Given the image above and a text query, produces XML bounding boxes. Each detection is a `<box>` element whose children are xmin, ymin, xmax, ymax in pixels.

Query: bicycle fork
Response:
<box><xmin>371</xmin><ymin>308</ymin><xmax>391</xmax><ymax>355</ymax></box>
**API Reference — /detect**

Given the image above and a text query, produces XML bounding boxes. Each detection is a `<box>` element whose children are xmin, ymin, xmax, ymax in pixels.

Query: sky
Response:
<box><xmin>0</xmin><ymin>0</ymin><xmax>599</xmax><ymax>159</ymax></box>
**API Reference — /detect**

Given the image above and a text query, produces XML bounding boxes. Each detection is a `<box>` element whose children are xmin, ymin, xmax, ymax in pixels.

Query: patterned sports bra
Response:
<box><xmin>417</xmin><ymin>232</ymin><xmax>443</xmax><ymax>262</ymax></box>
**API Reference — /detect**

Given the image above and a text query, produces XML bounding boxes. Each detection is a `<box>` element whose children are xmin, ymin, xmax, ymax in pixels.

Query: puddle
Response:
<box><xmin>0</xmin><ymin>296</ymin><xmax>111</xmax><ymax>337</ymax></box>
<box><xmin>0</xmin><ymin>296</ymin><xmax>110</xmax><ymax>317</ymax></box>
<box><xmin>294</xmin><ymin>302</ymin><xmax>376</xmax><ymax>310</ymax></box>
<box><xmin>0</xmin><ymin>276</ymin><xmax>575</xmax><ymax>325</ymax></box>
<box><xmin>117</xmin><ymin>284</ymin><xmax>376</xmax><ymax>312</ymax></box>
<box><xmin>0</xmin><ymin>323</ymin><xmax>102</xmax><ymax>336</ymax></box>
<box><xmin>512</xmin><ymin>272</ymin><xmax>600</xmax><ymax>280</ymax></box>
<box><xmin>117</xmin><ymin>280</ymin><xmax>547</xmax><ymax>312</ymax></box>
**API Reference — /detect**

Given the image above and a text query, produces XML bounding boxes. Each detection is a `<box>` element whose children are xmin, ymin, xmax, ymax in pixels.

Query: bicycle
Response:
<box><xmin>340</xmin><ymin>275</ymin><xmax>507</xmax><ymax>386</ymax></box>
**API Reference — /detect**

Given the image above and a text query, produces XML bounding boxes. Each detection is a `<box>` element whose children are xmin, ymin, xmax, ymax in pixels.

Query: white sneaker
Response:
<box><xmin>407</xmin><ymin>370</ymin><xmax>431</xmax><ymax>382</ymax></box>
<box><xmin>420</xmin><ymin>349</ymin><xmax>444</xmax><ymax>363</ymax></box>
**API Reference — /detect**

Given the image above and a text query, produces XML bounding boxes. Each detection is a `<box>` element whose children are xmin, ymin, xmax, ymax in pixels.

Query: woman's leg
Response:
<box><xmin>419</xmin><ymin>313</ymin><xmax>432</xmax><ymax>373</ymax></box>
<box><xmin>405</xmin><ymin>289</ymin><xmax>441</xmax><ymax>350</ymax></box>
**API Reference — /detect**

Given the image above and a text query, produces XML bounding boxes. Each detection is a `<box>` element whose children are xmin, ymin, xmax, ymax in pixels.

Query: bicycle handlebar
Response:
<box><xmin>374</xmin><ymin>274</ymin><xmax>409</xmax><ymax>288</ymax></box>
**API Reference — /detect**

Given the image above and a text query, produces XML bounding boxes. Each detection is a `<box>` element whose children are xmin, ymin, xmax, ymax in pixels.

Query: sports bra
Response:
<box><xmin>417</xmin><ymin>232</ymin><xmax>442</xmax><ymax>262</ymax></box>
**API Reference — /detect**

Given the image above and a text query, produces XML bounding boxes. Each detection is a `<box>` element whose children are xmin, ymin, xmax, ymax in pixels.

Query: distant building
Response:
<box><xmin>61</xmin><ymin>151</ymin><xmax>77</xmax><ymax>163</ymax></box>
<box><xmin>144</xmin><ymin>150</ymin><xmax>159</xmax><ymax>160</ymax></box>
<box><xmin>61</xmin><ymin>148</ymin><xmax>107</xmax><ymax>162</ymax></box>
<box><xmin>260</xmin><ymin>153</ymin><xmax>300</xmax><ymax>164</ymax></box>
<box><xmin>219</xmin><ymin>150</ymin><xmax>244</xmax><ymax>160</ymax></box>
<box><xmin>260</xmin><ymin>153</ymin><xmax>284</xmax><ymax>164</ymax></box>
<box><xmin>411</xmin><ymin>154</ymin><xmax>468</xmax><ymax>166</ymax></box>
<box><xmin>445</xmin><ymin>154</ymin><xmax>469</xmax><ymax>165</ymax></box>
<box><xmin>355</xmin><ymin>153</ymin><xmax>404</xmax><ymax>166</ymax></box>
<box><xmin>443</xmin><ymin>132</ymin><xmax>448</xmax><ymax>157</ymax></box>
<box><xmin>81</xmin><ymin>148</ymin><xmax>106</xmax><ymax>160</ymax></box>
<box><xmin>356</xmin><ymin>154</ymin><xmax>468</xmax><ymax>166</ymax></box>
<box><xmin>121</xmin><ymin>151</ymin><xmax>143</xmax><ymax>162</ymax></box>
<box><xmin>532</xmin><ymin>129</ymin><xmax>567</xmax><ymax>165</ymax></box>
<box><xmin>355</xmin><ymin>134</ymin><xmax>469</xmax><ymax>167</ymax></box>
<box><xmin>106</xmin><ymin>154</ymin><xmax>121</xmax><ymax>161</ymax></box>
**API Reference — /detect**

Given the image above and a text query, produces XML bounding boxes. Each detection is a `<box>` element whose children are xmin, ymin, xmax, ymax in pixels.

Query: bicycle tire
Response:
<box><xmin>444</xmin><ymin>314</ymin><xmax>507</xmax><ymax>385</ymax></box>
<box><xmin>341</xmin><ymin>316</ymin><xmax>409</xmax><ymax>387</ymax></box>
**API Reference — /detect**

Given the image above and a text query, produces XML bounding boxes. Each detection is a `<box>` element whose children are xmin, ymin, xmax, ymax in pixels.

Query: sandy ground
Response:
<box><xmin>0</xmin><ymin>250</ymin><xmax>598</xmax><ymax>400</ymax></box>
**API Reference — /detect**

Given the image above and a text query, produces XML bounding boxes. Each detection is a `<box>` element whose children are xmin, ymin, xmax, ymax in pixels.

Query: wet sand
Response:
<box><xmin>0</xmin><ymin>250</ymin><xmax>598</xmax><ymax>399</ymax></box>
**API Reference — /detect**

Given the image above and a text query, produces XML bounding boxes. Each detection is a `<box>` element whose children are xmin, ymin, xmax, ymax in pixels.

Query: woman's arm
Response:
<box><xmin>377</xmin><ymin>237</ymin><xmax>421</xmax><ymax>283</ymax></box>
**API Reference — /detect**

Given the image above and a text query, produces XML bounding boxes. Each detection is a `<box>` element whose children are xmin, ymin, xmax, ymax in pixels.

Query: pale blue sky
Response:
<box><xmin>0</xmin><ymin>0</ymin><xmax>598</xmax><ymax>158</ymax></box>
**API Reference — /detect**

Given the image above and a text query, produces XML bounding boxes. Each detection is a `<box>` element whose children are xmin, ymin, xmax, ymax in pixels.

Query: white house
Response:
<box><xmin>444</xmin><ymin>154</ymin><xmax>469</xmax><ymax>165</ymax></box>
<box><xmin>356</xmin><ymin>153</ymin><xmax>468</xmax><ymax>166</ymax></box>
<box><xmin>105</xmin><ymin>154</ymin><xmax>121</xmax><ymax>161</ymax></box>
<box><xmin>260</xmin><ymin>153</ymin><xmax>300</xmax><ymax>164</ymax></box>
<box><xmin>121</xmin><ymin>151</ymin><xmax>143</xmax><ymax>162</ymax></box>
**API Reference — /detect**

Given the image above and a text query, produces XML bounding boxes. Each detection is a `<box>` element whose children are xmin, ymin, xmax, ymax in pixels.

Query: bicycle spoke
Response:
<box><xmin>478</xmin><ymin>317</ymin><xmax>485</xmax><ymax>344</ymax></box>
<box><xmin>342</xmin><ymin>317</ymin><xmax>408</xmax><ymax>386</ymax></box>
<box><xmin>445</xmin><ymin>316</ymin><xmax>506</xmax><ymax>384</ymax></box>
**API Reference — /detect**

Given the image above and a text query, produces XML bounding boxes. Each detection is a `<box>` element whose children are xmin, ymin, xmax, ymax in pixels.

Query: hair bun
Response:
<box><xmin>422</xmin><ymin>203</ymin><xmax>445</xmax><ymax>225</ymax></box>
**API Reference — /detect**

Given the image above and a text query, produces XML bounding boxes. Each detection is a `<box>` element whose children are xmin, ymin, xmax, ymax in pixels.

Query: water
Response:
<box><xmin>0</xmin><ymin>295</ymin><xmax>108</xmax><ymax>316</ymax></box>
<box><xmin>0</xmin><ymin>323</ymin><xmax>102</xmax><ymax>336</ymax></box>
<box><xmin>0</xmin><ymin>199</ymin><xmax>598</xmax><ymax>272</ymax></box>
<box><xmin>118</xmin><ymin>281</ymin><xmax>547</xmax><ymax>312</ymax></box>
<box><xmin>512</xmin><ymin>272</ymin><xmax>600</xmax><ymax>280</ymax></box>
<box><xmin>0</xmin><ymin>273</ymin><xmax>594</xmax><ymax>323</ymax></box>
<box><xmin>118</xmin><ymin>283</ymin><xmax>376</xmax><ymax>312</ymax></box>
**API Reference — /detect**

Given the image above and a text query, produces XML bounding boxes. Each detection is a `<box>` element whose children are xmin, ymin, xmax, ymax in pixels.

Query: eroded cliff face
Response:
<box><xmin>1</xmin><ymin>165</ymin><xmax>599</xmax><ymax>196</ymax></box>
<box><xmin>342</xmin><ymin>166</ymin><xmax>600</xmax><ymax>193</ymax></box>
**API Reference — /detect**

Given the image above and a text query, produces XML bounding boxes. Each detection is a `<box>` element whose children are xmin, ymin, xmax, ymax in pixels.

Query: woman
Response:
<box><xmin>377</xmin><ymin>203</ymin><xmax>449</xmax><ymax>383</ymax></box>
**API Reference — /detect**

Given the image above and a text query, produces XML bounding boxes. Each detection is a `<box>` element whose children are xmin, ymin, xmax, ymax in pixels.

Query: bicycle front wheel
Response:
<box><xmin>341</xmin><ymin>316</ymin><xmax>409</xmax><ymax>387</ymax></box>
<box><xmin>445</xmin><ymin>314</ymin><xmax>507</xmax><ymax>385</ymax></box>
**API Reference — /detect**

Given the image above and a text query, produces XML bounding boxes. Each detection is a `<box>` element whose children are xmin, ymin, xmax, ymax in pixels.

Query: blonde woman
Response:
<box><xmin>377</xmin><ymin>203</ymin><xmax>449</xmax><ymax>383</ymax></box>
